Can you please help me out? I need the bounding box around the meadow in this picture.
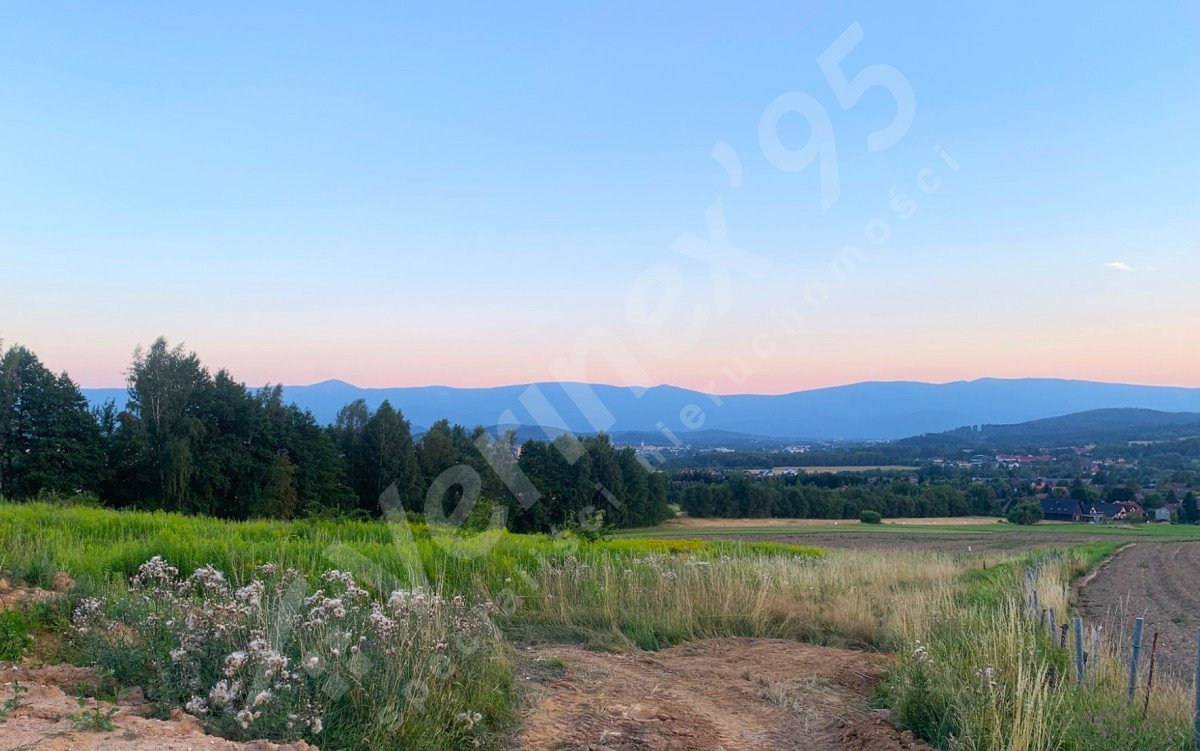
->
[0,501,1196,750]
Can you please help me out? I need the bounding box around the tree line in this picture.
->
[671,473,999,520]
[0,339,669,532]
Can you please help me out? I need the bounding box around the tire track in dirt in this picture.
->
[1078,542,1200,681]
[516,638,930,751]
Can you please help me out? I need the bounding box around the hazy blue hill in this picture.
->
[80,388,127,409]
[901,408,1200,449]
[81,378,1200,441]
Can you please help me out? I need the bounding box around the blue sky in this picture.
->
[1,2,1197,391]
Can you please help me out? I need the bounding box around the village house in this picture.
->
[1039,498,1083,522]
[1155,504,1179,523]
[1085,500,1145,523]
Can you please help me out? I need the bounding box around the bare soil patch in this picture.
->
[1079,542,1200,681]
[0,584,61,612]
[516,638,930,751]
[0,662,315,751]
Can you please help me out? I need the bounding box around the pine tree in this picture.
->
[334,400,420,514]
[0,343,105,499]
[1185,491,1200,525]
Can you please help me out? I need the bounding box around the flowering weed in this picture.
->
[74,557,513,750]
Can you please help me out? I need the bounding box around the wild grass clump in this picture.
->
[73,557,513,750]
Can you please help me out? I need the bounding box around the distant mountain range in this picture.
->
[81,377,1200,442]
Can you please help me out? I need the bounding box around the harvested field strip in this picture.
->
[1079,542,1200,681]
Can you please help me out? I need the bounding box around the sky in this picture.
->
[1,2,1197,394]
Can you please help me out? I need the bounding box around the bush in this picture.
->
[1006,500,1044,526]
[564,508,610,543]
[460,497,502,536]
[0,610,31,661]
[859,510,883,525]
[35,490,103,507]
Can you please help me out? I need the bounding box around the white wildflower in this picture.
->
[224,651,248,676]
[185,696,208,715]
[235,580,266,608]
[235,709,261,729]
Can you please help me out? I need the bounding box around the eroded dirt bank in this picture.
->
[0,662,314,751]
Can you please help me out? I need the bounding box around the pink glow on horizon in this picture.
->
[61,354,1200,396]
[17,304,1200,395]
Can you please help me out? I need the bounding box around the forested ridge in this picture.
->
[0,338,668,532]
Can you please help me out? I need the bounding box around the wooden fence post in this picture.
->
[1074,616,1085,684]
[1049,607,1057,640]
[1143,632,1159,719]
[1128,617,1145,705]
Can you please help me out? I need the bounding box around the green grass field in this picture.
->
[0,502,818,594]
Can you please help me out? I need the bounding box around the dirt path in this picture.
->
[1078,542,1200,681]
[516,638,930,751]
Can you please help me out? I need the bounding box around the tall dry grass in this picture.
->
[510,549,962,650]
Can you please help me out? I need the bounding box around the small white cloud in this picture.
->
[1103,261,1136,273]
